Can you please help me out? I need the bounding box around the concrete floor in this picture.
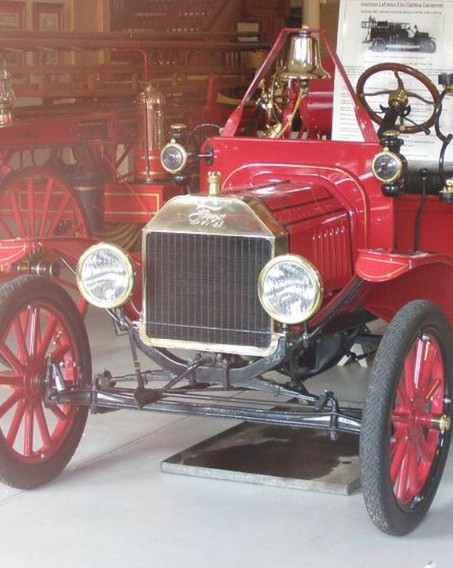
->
[1,308,453,568]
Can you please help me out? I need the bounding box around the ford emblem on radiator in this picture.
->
[188,204,226,228]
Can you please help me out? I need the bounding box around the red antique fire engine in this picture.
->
[0,27,452,537]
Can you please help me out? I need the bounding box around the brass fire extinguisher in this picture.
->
[134,85,168,182]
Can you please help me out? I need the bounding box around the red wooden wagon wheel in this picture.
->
[360,300,452,535]
[0,275,90,488]
[0,167,91,312]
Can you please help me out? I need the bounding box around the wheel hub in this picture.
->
[23,357,46,399]
[431,414,451,432]
[394,401,450,432]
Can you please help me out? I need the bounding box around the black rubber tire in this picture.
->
[0,275,91,488]
[360,300,453,535]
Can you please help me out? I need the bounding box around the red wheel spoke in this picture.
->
[391,409,410,430]
[403,344,417,400]
[26,175,35,236]
[19,308,30,349]
[0,217,13,238]
[6,399,26,447]
[0,373,22,387]
[390,432,408,483]
[424,378,442,404]
[23,403,35,457]
[36,313,59,359]
[65,221,85,237]
[416,429,435,464]
[412,337,425,391]
[12,317,28,362]
[418,340,437,393]
[35,402,52,451]
[29,305,41,357]
[396,381,410,410]
[395,448,411,502]
[0,389,22,419]
[7,189,27,237]
[38,177,54,236]
[51,342,70,363]
[50,404,69,422]
[46,192,72,236]
[0,343,26,375]
[407,440,421,497]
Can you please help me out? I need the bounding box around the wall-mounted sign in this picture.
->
[333,0,453,162]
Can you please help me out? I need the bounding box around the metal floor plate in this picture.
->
[162,422,360,495]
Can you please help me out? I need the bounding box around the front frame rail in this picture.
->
[48,386,362,435]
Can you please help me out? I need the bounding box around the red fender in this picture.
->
[356,249,453,325]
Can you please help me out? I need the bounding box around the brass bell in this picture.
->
[279,31,330,81]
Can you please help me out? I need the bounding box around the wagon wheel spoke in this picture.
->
[26,174,35,236]
[390,428,408,482]
[0,374,22,387]
[0,342,26,376]
[403,342,418,400]
[416,429,436,464]
[12,317,28,362]
[396,380,410,409]
[47,192,73,237]
[36,313,59,360]
[23,402,35,457]
[417,339,438,393]
[0,217,13,238]
[28,304,42,357]
[407,439,421,496]
[394,442,411,502]
[0,389,22,419]
[7,399,26,447]
[49,403,70,423]
[7,189,27,237]
[38,176,54,235]
[424,378,442,403]
[34,402,52,451]
[50,342,71,365]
